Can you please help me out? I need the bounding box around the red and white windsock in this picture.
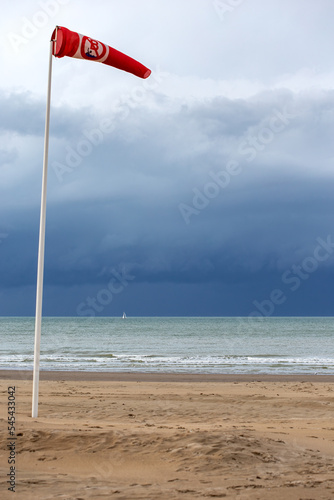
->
[51,26,151,79]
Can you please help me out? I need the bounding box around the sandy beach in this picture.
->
[1,372,334,499]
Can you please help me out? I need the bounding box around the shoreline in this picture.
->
[1,369,334,382]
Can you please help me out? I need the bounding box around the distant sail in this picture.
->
[122,312,126,319]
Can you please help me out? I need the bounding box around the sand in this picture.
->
[1,372,334,499]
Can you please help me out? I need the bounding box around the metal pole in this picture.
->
[32,38,55,418]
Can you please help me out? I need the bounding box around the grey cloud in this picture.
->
[1,86,334,315]
[0,90,94,138]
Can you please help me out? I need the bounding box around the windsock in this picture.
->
[51,26,151,79]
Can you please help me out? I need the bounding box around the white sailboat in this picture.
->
[122,312,127,319]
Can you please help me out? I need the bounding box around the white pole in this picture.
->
[32,38,55,418]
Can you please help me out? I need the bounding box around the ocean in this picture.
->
[1,316,334,374]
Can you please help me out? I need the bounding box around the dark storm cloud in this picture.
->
[1,83,334,315]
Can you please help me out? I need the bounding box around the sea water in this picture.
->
[0,316,334,374]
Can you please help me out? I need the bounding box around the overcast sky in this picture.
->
[1,0,334,317]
